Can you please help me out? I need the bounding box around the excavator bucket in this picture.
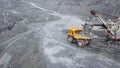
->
[90,10,97,16]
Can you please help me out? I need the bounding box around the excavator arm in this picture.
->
[90,10,118,35]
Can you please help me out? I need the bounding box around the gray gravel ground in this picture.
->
[0,1,120,68]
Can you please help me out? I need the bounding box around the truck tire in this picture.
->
[68,36,74,43]
[77,40,85,46]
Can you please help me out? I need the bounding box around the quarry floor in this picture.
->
[0,1,120,68]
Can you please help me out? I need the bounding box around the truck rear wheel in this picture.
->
[68,36,74,43]
[77,40,85,46]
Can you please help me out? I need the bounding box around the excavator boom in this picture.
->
[90,10,119,35]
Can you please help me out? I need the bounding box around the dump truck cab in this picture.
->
[67,27,91,46]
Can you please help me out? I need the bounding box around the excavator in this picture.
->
[89,10,120,41]
[66,10,120,47]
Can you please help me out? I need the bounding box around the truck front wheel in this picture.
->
[68,36,74,43]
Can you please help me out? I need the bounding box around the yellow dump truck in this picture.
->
[67,27,91,46]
